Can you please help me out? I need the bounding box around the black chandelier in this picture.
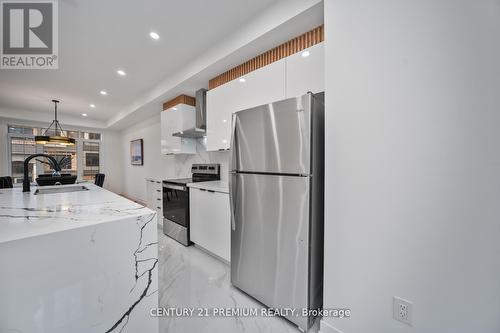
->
[35,100,76,146]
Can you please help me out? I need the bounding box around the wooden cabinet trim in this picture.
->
[162,94,195,111]
[208,24,324,90]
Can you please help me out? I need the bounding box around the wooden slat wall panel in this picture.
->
[162,94,196,110]
[208,25,324,90]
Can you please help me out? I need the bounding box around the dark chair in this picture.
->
[0,176,13,189]
[94,173,105,187]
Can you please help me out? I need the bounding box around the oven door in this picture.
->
[162,183,189,227]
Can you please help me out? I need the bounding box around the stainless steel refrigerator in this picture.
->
[230,92,324,331]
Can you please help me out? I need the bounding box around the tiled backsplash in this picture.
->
[173,140,229,182]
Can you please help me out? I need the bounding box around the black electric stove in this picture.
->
[162,164,220,246]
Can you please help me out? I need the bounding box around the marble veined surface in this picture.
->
[158,225,319,333]
[0,184,152,243]
[0,184,159,333]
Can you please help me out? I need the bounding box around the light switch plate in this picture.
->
[393,296,413,326]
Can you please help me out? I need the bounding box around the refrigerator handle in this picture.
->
[229,113,237,231]
[229,172,236,231]
[229,112,237,172]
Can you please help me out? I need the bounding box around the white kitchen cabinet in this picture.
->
[206,59,286,151]
[206,43,324,151]
[189,187,231,261]
[145,178,163,227]
[206,81,235,151]
[161,104,197,154]
[234,58,286,112]
[285,42,325,98]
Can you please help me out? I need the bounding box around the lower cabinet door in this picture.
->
[190,188,231,261]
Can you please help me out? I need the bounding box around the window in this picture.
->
[10,137,36,184]
[6,125,102,184]
[82,141,100,181]
[8,125,38,135]
[82,132,101,140]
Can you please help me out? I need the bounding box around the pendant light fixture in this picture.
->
[35,100,76,146]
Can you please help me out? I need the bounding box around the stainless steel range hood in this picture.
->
[172,88,207,138]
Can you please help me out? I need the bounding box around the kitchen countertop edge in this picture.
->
[187,181,229,194]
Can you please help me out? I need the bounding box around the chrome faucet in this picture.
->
[23,154,62,192]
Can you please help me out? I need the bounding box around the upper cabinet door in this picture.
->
[161,110,176,154]
[234,58,286,113]
[206,59,286,151]
[286,42,325,98]
[206,81,235,151]
[161,105,196,155]
[178,104,196,130]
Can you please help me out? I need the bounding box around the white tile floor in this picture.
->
[157,226,319,333]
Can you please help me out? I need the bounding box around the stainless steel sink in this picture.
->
[34,185,89,195]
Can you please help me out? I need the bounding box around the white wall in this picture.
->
[100,130,123,194]
[322,1,500,333]
[119,114,173,202]
[118,113,229,203]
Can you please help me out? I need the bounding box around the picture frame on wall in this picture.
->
[130,139,143,165]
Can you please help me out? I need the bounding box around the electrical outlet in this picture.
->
[393,296,412,326]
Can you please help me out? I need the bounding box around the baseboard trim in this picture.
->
[193,244,230,265]
[319,319,344,333]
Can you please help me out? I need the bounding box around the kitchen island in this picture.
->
[0,184,159,333]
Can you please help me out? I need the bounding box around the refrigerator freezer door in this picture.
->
[231,94,311,175]
[230,172,310,329]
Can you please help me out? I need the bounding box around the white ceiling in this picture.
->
[0,0,281,122]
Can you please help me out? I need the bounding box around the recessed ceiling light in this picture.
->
[149,32,160,40]
[82,113,88,117]
[89,104,96,108]
[100,90,108,95]
[117,69,126,76]
[239,78,246,83]
[172,107,178,111]
[301,51,310,57]
[222,119,227,123]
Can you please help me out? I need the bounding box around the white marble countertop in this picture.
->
[187,181,229,193]
[0,184,153,244]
